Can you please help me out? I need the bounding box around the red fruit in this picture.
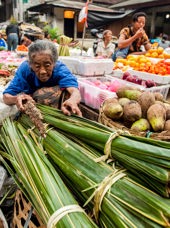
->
[122,71,131,80]
[145,80,157,88]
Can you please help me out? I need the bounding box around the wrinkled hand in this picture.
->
[61,98,82,116]
[16,94,34,112]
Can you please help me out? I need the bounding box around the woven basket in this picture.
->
[12,190,46,228]
[98,104,170,141]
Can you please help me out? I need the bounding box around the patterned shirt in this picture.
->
[119,26,150,53]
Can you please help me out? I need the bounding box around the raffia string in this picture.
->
[94,130,127,163]
[47,205,85,228]
[93,169,126,222]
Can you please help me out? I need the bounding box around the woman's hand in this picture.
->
[61,87,82,116]
[61,98,82,116]
[16,94,34,111]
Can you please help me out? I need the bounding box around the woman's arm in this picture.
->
[118,28,145,49]
[3,93,34,112]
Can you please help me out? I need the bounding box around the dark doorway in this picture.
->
[64,18,74,38]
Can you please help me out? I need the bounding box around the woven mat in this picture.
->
[12,190,46,228]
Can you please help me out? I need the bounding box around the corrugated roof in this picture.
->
[28,0,115,13]
[109,0,164,9]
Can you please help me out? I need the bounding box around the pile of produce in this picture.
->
[114,54,170,75]
[100,86,170,133]
[122,71,157,87]
[0,118,97,228]
[0,64,15,86]
[1,107,170,227]
[16,45,28,52]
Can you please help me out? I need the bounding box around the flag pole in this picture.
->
[80,0,89,56]
[81,22,87,56]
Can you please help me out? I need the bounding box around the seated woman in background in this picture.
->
[21,34,32,47]
[96,30,115,58]
[0,33,7,50]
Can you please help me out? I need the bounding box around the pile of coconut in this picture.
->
[101,86,170,132]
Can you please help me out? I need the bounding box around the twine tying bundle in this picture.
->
[47,205,85,228]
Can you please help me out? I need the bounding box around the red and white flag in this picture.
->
[78,1,89,26]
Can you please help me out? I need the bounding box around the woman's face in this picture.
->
[30,53,55,82]
[104,31,112,41]
[134,16,146,30]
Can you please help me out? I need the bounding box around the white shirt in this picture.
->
[96,41,115,58]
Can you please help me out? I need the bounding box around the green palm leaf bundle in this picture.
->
[27,123,170,227]
[0,118,98,228]
[36,104,170,198]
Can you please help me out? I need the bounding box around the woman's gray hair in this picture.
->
[28,39,58,63]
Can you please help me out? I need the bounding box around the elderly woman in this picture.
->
[3,39,82,116]
[96,30,115,58]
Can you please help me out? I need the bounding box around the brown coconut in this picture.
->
[102,98,123,120]
[137,91,155,118]
[163,103,170,120]
[147,103,166,132]
[123,100,142,123]
[116,86,142,100]
[154,92,164,102]
[118,97,130,107]
[164,120,170,131]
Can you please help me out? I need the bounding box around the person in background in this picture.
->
[44,31,51,40]
[112,12,151,61]
[6,17,20,51]
[3,39,82,117]
[96,30,115,58]
[159,34,170,49]
[20,34,32,47]
[0,33,7,50]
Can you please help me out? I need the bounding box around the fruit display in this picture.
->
[122,71,157,87]
[102,86,170,132]
[114,54,170,75]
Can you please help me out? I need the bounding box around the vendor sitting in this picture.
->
[20,34,32,47]
[96,30,115,58]
[3,39,82,116]
[0,33,7,50]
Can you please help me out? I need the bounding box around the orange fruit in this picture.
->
[164,52,170,59]
[151,52,159,58]
[145,53,151,57]
[157,47,164,54]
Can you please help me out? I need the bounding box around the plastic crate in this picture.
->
[143,84,170,99]
[78,77,143,110]
[107,74,170,99]
[78,76,170,110]
[59,56,113,76]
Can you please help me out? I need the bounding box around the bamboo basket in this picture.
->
[98,103,170,141]
[12,190,46,228]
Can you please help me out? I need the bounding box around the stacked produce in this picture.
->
[0,118,98,228]
[31,104,170,197]
[0,103,170,226]
[100,86,170,133]
[13,111,170,227]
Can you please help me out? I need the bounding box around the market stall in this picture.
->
[1,46,170,227]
